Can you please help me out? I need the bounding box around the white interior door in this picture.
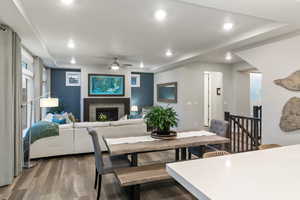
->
[204,72,211,126]
[210,72,223,121]
[204,72,223,126]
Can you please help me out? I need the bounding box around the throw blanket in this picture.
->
[23,121,59,159]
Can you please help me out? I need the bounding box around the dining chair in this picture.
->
[87,128,130,200]
[203,150,230,158]
[258,144,282,150]
[188,119,229,159]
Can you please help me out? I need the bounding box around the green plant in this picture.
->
[97,113,108,122]
[144,106,178,134]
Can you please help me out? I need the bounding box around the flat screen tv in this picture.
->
[88,74,125,96]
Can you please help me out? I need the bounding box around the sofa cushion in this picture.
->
[74,121,111,128]
[110,119,145,126]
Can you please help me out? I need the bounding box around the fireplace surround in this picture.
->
[84,98,130,121]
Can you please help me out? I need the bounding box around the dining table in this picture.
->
[167,144,300,200]
[104,130,230,166]
[104,130,229,200]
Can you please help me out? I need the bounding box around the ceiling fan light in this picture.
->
[110,57,121,71]
[110,64,120,71]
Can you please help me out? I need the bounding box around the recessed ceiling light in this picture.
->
[61,0,74,5]
[225,52,232,61]
[68,39,75,49]
[223,22,234,31]
[140,62,144,68]
[70,57,76,64]
[154,9,167,22]
[166,49,173,57]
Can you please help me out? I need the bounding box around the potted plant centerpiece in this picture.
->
[144,106,178,138]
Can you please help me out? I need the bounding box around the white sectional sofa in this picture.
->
[30,119,147,159]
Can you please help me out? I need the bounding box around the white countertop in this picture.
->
[167,144,300,200]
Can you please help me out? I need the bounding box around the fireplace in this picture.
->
[96,107,118,121]
[84,98,130,122]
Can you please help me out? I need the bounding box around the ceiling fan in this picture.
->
[109,57,133,71]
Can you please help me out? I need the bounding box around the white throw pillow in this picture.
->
[44,113,54,122]
[62,112,72,124]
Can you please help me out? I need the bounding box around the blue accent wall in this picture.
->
[131,72,154,111]
[51,68,81,119]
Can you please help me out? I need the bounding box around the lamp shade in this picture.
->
[40,98,59,108]
[131,105,138,112]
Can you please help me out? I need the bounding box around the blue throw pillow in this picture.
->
[52,118,66,124]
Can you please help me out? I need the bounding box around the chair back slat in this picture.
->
[87,128,104,173]
[203,151,230,158]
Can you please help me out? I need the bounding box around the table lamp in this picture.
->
[131,105,138,112]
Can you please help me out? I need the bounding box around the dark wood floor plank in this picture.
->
[0,151,196,200]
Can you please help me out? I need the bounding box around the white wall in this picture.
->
[236,34,300,145]
[154,62,234,131]
[209,72,224,121]
[80,65,131,121]
[231,62,254,116]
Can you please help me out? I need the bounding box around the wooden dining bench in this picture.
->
[114,163,172,200]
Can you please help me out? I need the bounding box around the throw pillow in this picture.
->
[62,112,72,124]
[52,117,67,124]
[44,113,54,122]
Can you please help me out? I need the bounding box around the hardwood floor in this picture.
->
[0,151,196,200]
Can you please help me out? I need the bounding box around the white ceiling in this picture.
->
[176,0,300,26]
[0,0,52,60]
[0,0,298,71]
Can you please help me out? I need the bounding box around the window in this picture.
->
[21,48,34,130]
[41,67,51,119]
[250,72,262,112]
[21,61,28,69]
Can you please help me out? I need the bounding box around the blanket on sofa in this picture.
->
[23,121,59,158]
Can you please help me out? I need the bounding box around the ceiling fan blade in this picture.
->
[122,64,133,67]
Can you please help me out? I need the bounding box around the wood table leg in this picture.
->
[131,153,138,167]
[181,148,187,160]
[131,185,140,200]
[175,149,180,161]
